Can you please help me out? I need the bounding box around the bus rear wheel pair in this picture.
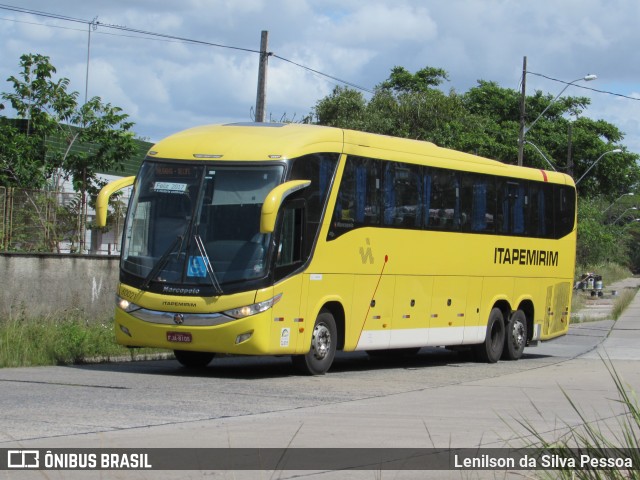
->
[473,308,526,363]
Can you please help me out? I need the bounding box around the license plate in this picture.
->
[167,331,192,343]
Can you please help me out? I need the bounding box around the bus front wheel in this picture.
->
[502,310,527,360]
[292,310,337,375]
[174,350,215,369]
[473,308,505,363]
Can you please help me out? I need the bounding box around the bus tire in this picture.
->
[174,350,215,369]
[292,310,337,375]
[502,310,527,360]
[473,308,505,363]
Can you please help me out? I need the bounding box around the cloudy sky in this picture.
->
[1,0,639,158]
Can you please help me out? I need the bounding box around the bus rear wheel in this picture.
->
[502,310,527,360]
[174,350,215,369]
[292,310,337,375]
[473,308,505,363]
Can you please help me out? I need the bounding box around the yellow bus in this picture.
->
[96,123,576,375]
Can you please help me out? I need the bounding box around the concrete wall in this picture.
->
[1,253,120,320]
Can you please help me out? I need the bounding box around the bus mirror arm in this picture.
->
[260,180,311,234]
[95,176,136,228]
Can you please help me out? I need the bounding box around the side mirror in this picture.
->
[260,180,311,234]
[95,176,136,227]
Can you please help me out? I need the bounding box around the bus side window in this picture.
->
[289,153,339,256]
[543,183,555,238]
[429,168,458,230]
[355,157,381,226]
[556,185,576,238]
[529,182,555,238]
[513,183,525,234]
[462,173,493,233]
[497,179,524,235]
[275,200,305,280]
[383,161,420,228]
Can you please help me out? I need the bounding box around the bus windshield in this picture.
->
[121,161,284,292]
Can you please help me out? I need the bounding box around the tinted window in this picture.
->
[556,185,576,238]
[428,168,459,230]
[383,162,422,228]
[330,156,381,237]
[328,155,575,240]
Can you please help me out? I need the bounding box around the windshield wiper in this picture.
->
[141,235,184,289]
[194,234,223,295]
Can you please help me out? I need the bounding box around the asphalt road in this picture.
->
[1,278,639,479]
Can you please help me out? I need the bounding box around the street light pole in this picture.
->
[517,69,597,166]
[622,219,640,230]
[523,140,557,171]
[603,192,634,214]
[575,149,623,186]
[611,207,638,225]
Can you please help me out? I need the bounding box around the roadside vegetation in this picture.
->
[0,308,160,368]
[611,288,639,321]
[571,262,636,323]
[520,358,640,480]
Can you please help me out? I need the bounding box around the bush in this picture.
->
[577,198,631,268]
[0,310,159,368]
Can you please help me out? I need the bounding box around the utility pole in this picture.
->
[517,56,527,166]
[255,30,269,123]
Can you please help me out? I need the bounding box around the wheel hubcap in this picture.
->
[311,323,331,360]
[511,322,525,348]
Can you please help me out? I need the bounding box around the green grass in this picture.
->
[575,262,632,286]
[571,262,636,323]
[611,288,639,321]
[0,309,162,368]
[572,289,638,324]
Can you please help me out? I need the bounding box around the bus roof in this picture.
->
[147,123,574,186]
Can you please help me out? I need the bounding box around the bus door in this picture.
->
[269,200,306,353]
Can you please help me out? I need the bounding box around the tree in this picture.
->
[379,66,449,94]
[0,53,138,253]
[313,66,640,201]
[0,53,136,195]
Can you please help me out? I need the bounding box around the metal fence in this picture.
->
[0,186,128,255]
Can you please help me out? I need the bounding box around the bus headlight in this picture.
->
[116,295,142,313]
[223,293,282,319]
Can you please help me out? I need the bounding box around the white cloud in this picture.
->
[325,4,437,46]
[0,0,639,152]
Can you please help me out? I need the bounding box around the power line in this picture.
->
[96,21,260,54]
[0,3,86,25]
[0,3,374,94]
[273,54,374,94]
[527,71,640,102]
